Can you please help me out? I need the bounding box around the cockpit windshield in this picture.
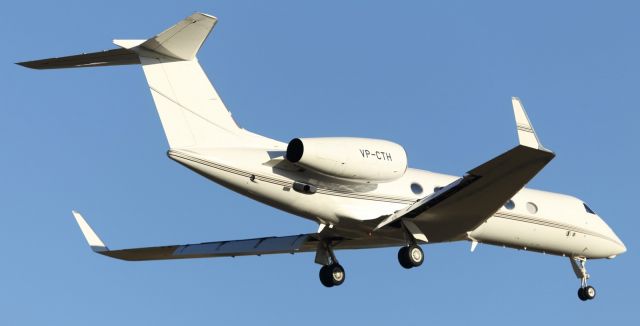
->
[583,203,596,215]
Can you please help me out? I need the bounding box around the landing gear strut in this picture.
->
[316,239,345,287]
[397,220,425,269]
[571,257,596,301]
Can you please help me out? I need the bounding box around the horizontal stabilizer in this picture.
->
[17,48,139,70]
[17,13,217,70]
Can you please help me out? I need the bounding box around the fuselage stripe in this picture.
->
[168,150,618,246]
[169,151,418,204]
[493,212,619,245]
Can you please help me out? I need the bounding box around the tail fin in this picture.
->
[129,13,243,148]
[18,13,270,149]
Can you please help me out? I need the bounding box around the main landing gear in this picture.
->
[571,257,596,301]
[316,240,346,287]
[319,263,345,287]
[398,220,425,269]
[316,220,427,287]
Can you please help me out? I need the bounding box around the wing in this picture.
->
[72,211,317,261]
[376,97,555,242]
[72,211,405,261]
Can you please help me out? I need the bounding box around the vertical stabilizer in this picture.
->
[124,13,245,149]
[19,13,276,149]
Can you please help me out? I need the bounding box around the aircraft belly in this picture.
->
[170,151,392,226]
[168,149,415,230]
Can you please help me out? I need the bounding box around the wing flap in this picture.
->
[102,234,315,261]
[71,211,321,261]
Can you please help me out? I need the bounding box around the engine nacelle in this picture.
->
[286,137,408,182]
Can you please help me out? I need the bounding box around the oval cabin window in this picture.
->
[526,202,538,214]
[504,200,515,210]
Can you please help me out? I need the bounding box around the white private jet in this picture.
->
[19,13,626,301]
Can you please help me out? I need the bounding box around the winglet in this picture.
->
[72,211,109,252]
[512,97,547,151]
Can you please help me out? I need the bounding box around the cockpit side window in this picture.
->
[584,203,596,215]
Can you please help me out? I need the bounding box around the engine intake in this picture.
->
[286,138,304,163]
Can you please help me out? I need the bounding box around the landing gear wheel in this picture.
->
[577,286,596,301]
[319,263,345,287]
[584,285,596,300]
[319,265,334,287]
[398,245,424,269]
[398,247,412,269]
[577,288,587,301]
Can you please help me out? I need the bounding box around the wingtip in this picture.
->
[72,210,109,252]
[511,96,548,151]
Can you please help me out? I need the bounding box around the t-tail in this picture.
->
[18,13,277,149]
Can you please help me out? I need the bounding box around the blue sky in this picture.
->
[1,1,638,325]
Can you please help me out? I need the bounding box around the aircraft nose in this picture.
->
[592,213,626,258]
[607,233,626,258]
[614,240,627,256]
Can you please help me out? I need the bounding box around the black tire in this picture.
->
[407,244,424,267]
[319,264,345,287]
[319,265,334,287]
[577,288,588,301]
[398,247,413,269]
[584,285,596,300]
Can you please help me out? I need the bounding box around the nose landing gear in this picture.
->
[571,257,596,301]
